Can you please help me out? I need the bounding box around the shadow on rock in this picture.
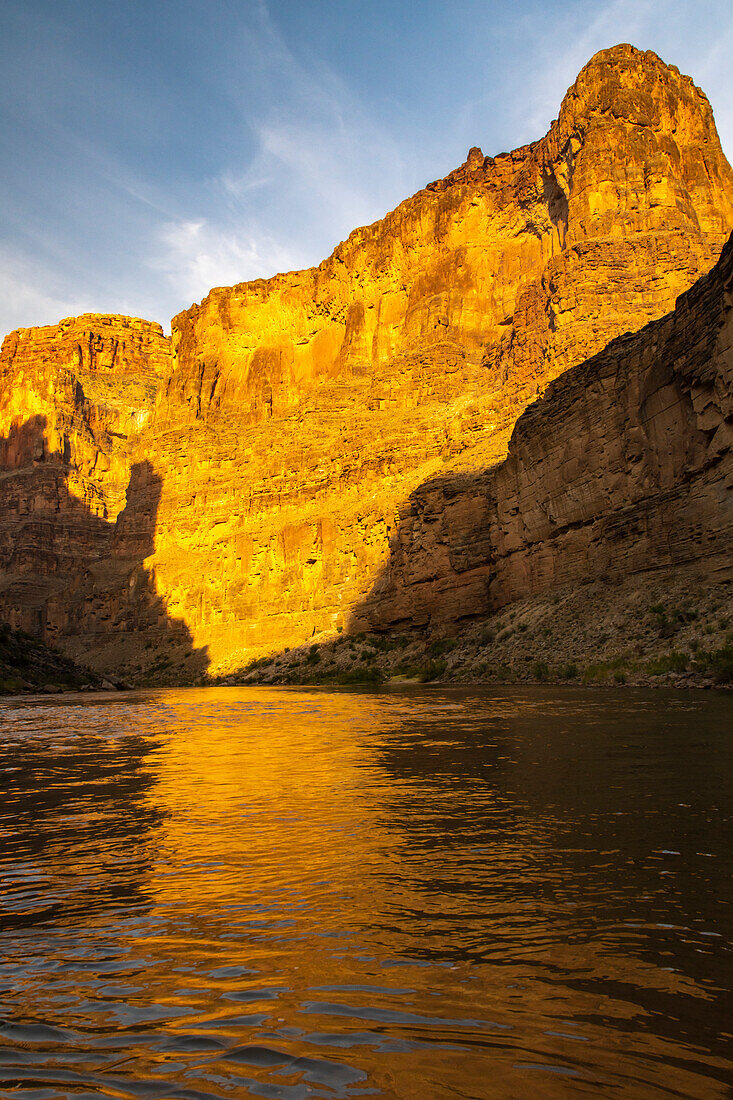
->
[0,416,208,685]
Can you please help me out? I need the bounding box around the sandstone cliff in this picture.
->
[1,45,732,679]
[357,229,733,634]
[0,314,170,518]
[0,316,175,645]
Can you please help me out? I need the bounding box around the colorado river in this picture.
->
[0,686,730,1098]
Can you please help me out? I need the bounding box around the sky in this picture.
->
[2,0,733,337]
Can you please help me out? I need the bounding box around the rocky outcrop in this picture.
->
[491,235,733,601]
[359,231,733,631]
[1,45,732,677]
[0,314,170,517]
[0,317,172,643]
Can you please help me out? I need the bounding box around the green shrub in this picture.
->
[428,638,457,657]
[560,662,578,679]
[393,663,415,678]
[583,662,610,683]
[694,645,733,683]
[646,651,688,675]
[0,677,23,694]
[532,660,549,681]
[335,666,382,684]
[420,659,447,682]
[711,645,733,683]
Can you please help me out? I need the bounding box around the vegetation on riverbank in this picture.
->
[212,576,733,691]
[0,623,110,695]
[17,576,729,695]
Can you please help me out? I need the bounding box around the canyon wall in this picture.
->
[0,314,170,517]
[1,45,732,676]
[0,316,172,640]
[359,233,733,632]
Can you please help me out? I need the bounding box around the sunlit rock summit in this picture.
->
[1,45,732,680]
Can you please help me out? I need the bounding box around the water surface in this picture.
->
[0,686,731,1098]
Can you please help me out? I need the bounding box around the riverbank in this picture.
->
[11,575,730,694]
[0,624,115,695]
[214,576,733,691]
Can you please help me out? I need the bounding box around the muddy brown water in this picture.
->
[0,686,731,1098]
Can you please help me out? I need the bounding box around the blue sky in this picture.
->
[2,0,733,336]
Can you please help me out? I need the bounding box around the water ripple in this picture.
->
[0,684,731,1098]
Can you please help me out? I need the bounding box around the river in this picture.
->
[0,686,731,1098]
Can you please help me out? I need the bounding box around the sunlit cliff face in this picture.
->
[1,45,733,677]
[0,315,170,520]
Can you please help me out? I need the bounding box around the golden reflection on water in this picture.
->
[142,689,405,911]
[0,685,731,1099]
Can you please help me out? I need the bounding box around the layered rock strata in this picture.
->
[1,45,732,676]
[358,232,733,632]
[0,314,170,516]
[0,316,172,640]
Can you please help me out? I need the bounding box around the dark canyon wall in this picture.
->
[356,234,733,632]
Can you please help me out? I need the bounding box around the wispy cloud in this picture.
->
[154,218,302,304]
[0,247,86,334]
[148,0,410,308]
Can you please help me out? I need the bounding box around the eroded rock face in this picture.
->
[361,233,733,630]
[0,314,170,518]
[0,316,171,638]
[1,45,732,674]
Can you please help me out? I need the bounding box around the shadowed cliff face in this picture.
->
[0,419,208,682]
[1,45,733,675]
[352,232,733,636]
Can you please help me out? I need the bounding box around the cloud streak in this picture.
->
[149,2,410,309]
[154,218,302,304]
